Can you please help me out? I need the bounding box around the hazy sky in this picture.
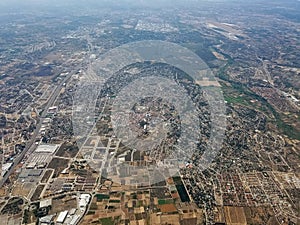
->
[0,0,299,14]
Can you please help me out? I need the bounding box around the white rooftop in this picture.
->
[35,144,59,154]
[79,194,91,210]
[56,210,68,223]
[40,198,52,208]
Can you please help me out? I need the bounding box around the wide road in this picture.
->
[0,66,81,187]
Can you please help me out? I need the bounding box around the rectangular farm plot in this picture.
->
[224,206,247,225]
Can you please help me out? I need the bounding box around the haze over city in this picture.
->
[0,0,299,225]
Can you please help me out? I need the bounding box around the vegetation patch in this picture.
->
[158,199,174,205]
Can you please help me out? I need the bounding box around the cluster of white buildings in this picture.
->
[37,193,91,225]
[79,193,91,212]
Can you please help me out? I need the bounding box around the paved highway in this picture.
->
[0,68,78,187]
